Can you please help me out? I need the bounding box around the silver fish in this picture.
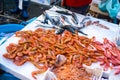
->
[61,25,75,34]
[55,28,65,34]
[71,12,79,25]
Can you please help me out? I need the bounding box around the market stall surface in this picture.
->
[0,6,120,80]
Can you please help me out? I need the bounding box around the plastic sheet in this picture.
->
[106,0,120,19]
[98,0,120,19]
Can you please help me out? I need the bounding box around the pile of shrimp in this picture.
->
[3,28,105,79]
[53,64,92,80]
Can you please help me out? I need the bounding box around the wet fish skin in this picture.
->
[64,25,88,35]
[71,12,79,24]
[55,10,72,15]
[43,13,48,24]
[70,25,78,31]
[52,17,60,25]
[60,15,72,25]
[44,12,64,26]
[66,27,75,34]
[61,25,75,34]
[55,28,65,35]
[43,12,55,25]
[79,17,91,28]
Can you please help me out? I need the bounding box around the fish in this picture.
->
[61,25,75,34]
[77,30,88,36]
[56,25,88,35]
[36,22,62,30]
[69,25,88,35]
[79,16,91,28]
[55,11,79,25]
[62,25,87,35]
[55,25,76,35]
[52,16,61,26]
[60,15,72,25]
[70,25,78,30]
[71,12,79,25]
[55,10,72,15]
[55,28,65,34]
[43,12,64,26]
[43,12,55,25]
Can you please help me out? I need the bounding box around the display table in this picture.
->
[0,6,120,80]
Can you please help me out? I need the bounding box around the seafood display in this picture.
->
[1,6,120,80]
[38,10,88,36]
[97,38,120,74]
[2,27,120,80]
[2,28,100,79]
[38,8,110,38]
